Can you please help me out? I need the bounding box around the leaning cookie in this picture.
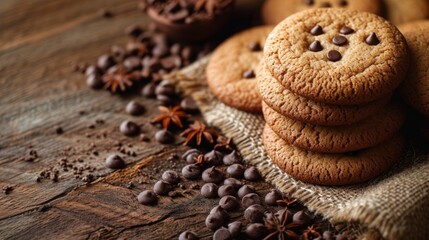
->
[262,0,382,25]
[384,0,429,26]
[398,21,429,118]
[257,62,391,126]
[264,8,409,105]
[262,125,405,185]
[262,102,406,153]
[206,26,274,113]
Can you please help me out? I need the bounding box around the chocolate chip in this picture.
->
[293,210,312,226]
[97,54,115,70]
[182,149,202,164]
[244,204,265,223]
[340,26,354,35]
[204,150,224,166]
[161,55,182,70]
[210,206,229,222]
[274,209,293,223]
[125,101,145,116]
[320,2,332,7]
[226,164,245,178]
[141,82,157,98]
[366,32,380,45]
[123,56,142,70]
[201,183,219,198]
[332,35,348,46]
[137,190,157,205]
[119,120,141,137]
[206,212,225,231]
[323,231,336,240]
[265,189,282,206]
[304,0,314,5]
[99,8,113,18]
[105,155,125,169]
[213,227,231,240]
[218,185,236,198]
[310,25,324,36]
[153,180,173,195]
[85,65,100,77]
[339,0,348,6]
[223,150,242,165]
[336,234,347,240]
[124,24,143,37]
[180,97,199,113]
[244,167,261,181]
[162,170,180,185]
[243,70,255,79]
[55,126,64,135]
[228,221,242,238]
[182,164,201,179]
[155,82,176,96]
[242,193,261,208]
[202,167,225,184]
[155,130,175,144]
[327,50,342,62]
[309,40,323,52]
[245,223,267,239]
[238,185,255,199]
[248,42,262,52]
[178,231,199,240]
[86,75,103,89]
[219,196,240,211]
[223,178,242,189]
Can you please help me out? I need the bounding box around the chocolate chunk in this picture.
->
[245,223,267,239]
[120,120,141,136]
[204,150,224,166]
[264,189,282,206]
[320,2,332,7]
[137,190,157,205]
[223,150,242,165]
[182,149,202,164]
[219,196,240,211]
[153,180,173,195]
[223,178,242,189]
[228,221,242,238]
[226,164,245,178]
[244,167,261,181]
[244,204,265,223]
[202,167,225,184]
[201,183,219,198]
[340,26,354,35]
[162,170,180,185]
[309,40,323,52]
[243,70,255,79]
[242,193,261,209]
[125,101,145,116]
[304,0,314,5]
[248,42,262,52]
[180,97,199,113]
[310,25,324,36]
[237,185,255,199]
[218,185,236,198]
[366,32,380,45]
[97,54,115,70]
[293,210,312,226]
[213,227,231,240]
[86,75,103,89]
[332,35,348,46]
[178,231,199,240]
[105,155,125,169]
[182,164,201,179]
[210,206,229,222]
[206,212,225,231]
[141,82,157,98]
[327,50,342,62]
[155,130,175,144]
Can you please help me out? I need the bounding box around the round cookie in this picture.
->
[262,0,382,25]
[262,125,405,185]
[206,26,274,113]
[264,8,409,105]
[398,21,429,118]
[257,62,391,126]
[384,0,429,26]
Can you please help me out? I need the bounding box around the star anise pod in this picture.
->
[102,65,138,93]
[277,196,298,208]
[214,136,234,152]
[264,209,301,240]
[301,225,321,240]
[151,106,189,129]
[180,121,218,146]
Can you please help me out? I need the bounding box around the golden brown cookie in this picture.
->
[264,8,409,105]
[206,26,274,113]
[262,102,406,153]
[384,0,429,26]
[398,21,429,118]
[262,0,382,25]
[262,125,405,185]
[257,62,391,126]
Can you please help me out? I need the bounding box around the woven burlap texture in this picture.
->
[166,57,429,240]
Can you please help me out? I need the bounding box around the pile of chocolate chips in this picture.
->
[140,0,234,23]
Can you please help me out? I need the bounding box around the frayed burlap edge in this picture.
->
[166,57,429,240]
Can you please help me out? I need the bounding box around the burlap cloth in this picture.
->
[166,57,429,240]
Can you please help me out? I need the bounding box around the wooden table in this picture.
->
[0,0,278,239]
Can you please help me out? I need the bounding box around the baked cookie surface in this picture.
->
[384,0,429,26]
[206,26,274,113]
[264,8,409,105]
[262,0,382,25]
[257,62,390,126]
[262,125,405,185]
[398,21,429,118]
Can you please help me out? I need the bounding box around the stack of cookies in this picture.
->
[258,8,409,185]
